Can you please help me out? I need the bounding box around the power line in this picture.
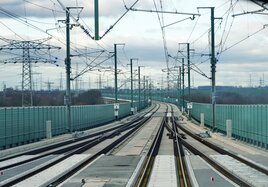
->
[24,0,65,13]
[0,37,60,106]
[101,0,140,39]
[221,24,267,53]
[0,21,25,40]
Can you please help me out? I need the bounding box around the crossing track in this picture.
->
[0,104,160,187]
[134,103,191,187]
[177,119,268,175]
[133,105,166,187]
[168,109,191,187]
[173,104,268,187]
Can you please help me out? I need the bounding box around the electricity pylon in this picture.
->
[0,37,60,106]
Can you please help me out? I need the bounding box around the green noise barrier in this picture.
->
[0,100,148,150]
[151,95,268,149]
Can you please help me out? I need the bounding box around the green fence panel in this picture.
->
[261,105,265,147]
[0,109,5,148]
[40,107,46,139]
[35,107,41,140]
[266,106,268,148]
[253,105,257,144]
[248,106,253,143]
[258,106,262,145]
[241,105,245,140]
[51,107,60,135]
[6,108,13,148]
[29,107,35,142]
[119,103,131,118]
[245,105,250,143]
[239,105,244,140]
[23,107,29,143]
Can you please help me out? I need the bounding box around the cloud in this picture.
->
[0,0,154,19]
[0,0,268,89]
[0,0,63,18]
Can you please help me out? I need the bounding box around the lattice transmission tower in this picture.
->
[0,37,61,106]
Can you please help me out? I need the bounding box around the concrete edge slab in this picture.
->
[0,154,64,186]
[185,155,199,187]
[58,154,104,187]
[126,155,146,187]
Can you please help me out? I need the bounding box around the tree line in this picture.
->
[0,89,104,107]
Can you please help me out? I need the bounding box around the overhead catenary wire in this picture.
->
[24,0,65,13]
[52,0,134,78]
[151,0,171,89]
[221,24,267,53]
[216,0,238,60]
[100,0,140,39]
[0,21,25,40]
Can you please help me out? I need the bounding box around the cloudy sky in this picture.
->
[0,0,267,90]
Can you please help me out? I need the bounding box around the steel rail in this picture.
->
[134,104,168,187]
[164,104,189,187]
[176,121,268,175]
[175,117,252,186]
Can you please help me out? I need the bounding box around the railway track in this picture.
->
[1,102,267,186]
[133,106,166,187]
[137,103,267,187]
[166,109,191,187]
[173,104,268,187]
[170,111,191,187]
[135,103,190,187]
[0,104,159,186]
